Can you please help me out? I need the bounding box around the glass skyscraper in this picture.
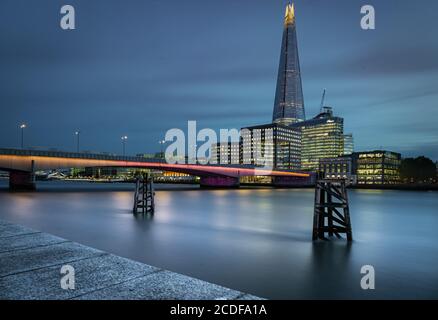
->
[343,134,354,155]
[241,123,301,170]
[272,3,305,125]
[291,107,345,171]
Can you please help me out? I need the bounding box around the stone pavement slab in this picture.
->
[74,270,244,300]
[0,232,67,253]
[0,219,263,300]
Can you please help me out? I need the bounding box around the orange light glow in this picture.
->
[0,155,310,178]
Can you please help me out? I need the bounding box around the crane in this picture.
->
[320,88,326,113]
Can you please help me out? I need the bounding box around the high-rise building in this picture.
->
[343,133,354,155]
[210,142,240,165]
[272,3,305,125]
[241,123,301,170]
[353,150,401,185]
[291,107,344,171]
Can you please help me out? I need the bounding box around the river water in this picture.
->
[1,180,437,299]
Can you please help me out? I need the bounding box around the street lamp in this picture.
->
[121,136,128,156]
[20,124,26,149]
[158,140,166,162]
[75,130,80,153]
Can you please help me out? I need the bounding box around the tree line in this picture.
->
[400,156,437,183]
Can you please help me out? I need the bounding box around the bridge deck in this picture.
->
[0,219,261,300]
[0,148,310,178]
[0,148,252,167]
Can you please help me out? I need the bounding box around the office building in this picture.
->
[319,156,357,185]
[241,123,301,170]
[343,133,354,155]
[210,142,240,165]
[291,107,344,171]
[353,150,401,185]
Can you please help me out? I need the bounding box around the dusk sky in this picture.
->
[1,0,437,159]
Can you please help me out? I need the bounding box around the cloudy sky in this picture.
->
[1,0,437,159]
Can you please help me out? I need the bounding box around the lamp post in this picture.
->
[158,140,166,162]
[20,124,26,149]
[75,130,80,152]
[121,136,128,156]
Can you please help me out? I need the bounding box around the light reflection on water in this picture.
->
[1,180,438,299]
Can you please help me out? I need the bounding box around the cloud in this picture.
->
[304,44,438,80]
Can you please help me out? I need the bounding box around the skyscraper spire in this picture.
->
[284,3,295,25]
[272,3,305,125]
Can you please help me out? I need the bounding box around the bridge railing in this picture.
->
[0,148,154,162]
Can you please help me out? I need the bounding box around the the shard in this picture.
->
[272,3,305,125]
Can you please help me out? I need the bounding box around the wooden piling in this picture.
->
[312,179,352,241]
[133,174,155,215]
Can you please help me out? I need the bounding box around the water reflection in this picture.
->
[0,181,438,299]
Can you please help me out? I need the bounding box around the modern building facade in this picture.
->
[241,123,301,170]
[291,107,344,171]
[353,150,401,185]
[84,167,118,178]
[210,142,240,165]
[343,133,354,155]
[272,3,305,125]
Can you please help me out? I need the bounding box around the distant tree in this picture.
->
[400,156,436,183]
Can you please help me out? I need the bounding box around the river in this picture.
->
[1,180,437,299]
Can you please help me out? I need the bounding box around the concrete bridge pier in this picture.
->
[199,176,240,188]
[9,171,36,191]
[9,160,36,191]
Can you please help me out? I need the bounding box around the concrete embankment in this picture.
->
[0,220,261,300]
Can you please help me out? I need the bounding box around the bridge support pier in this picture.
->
[9,170,36,191]
[9,160,36,191]
[199,176,240,188]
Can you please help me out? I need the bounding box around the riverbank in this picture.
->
[2,176,438,192]
[0,219,260,300]
[241,182,438,191]
[352,184,438,191]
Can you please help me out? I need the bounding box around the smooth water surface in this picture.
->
[1,180,437,299]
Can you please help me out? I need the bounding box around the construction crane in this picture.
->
[320,88,326,113]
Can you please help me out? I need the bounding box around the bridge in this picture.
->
[0,148,312,190]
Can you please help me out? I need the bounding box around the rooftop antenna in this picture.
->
[320,88,326,113]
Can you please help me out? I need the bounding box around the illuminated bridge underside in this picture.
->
[0,149,310,189]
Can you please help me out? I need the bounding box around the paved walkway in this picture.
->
[0,220,261,300]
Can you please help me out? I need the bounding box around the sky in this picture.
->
[1,0,437,160]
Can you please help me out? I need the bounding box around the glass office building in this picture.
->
[353,150,401,185]
[210,142,240,165]
[343,133,354,155]
[291,107,344,171]
[241,123,301,170]
[272,3,305,125]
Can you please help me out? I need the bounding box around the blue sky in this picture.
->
[1,0,437,159]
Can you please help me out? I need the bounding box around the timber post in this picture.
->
[312,179,353,242]
[133,173,155,215]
